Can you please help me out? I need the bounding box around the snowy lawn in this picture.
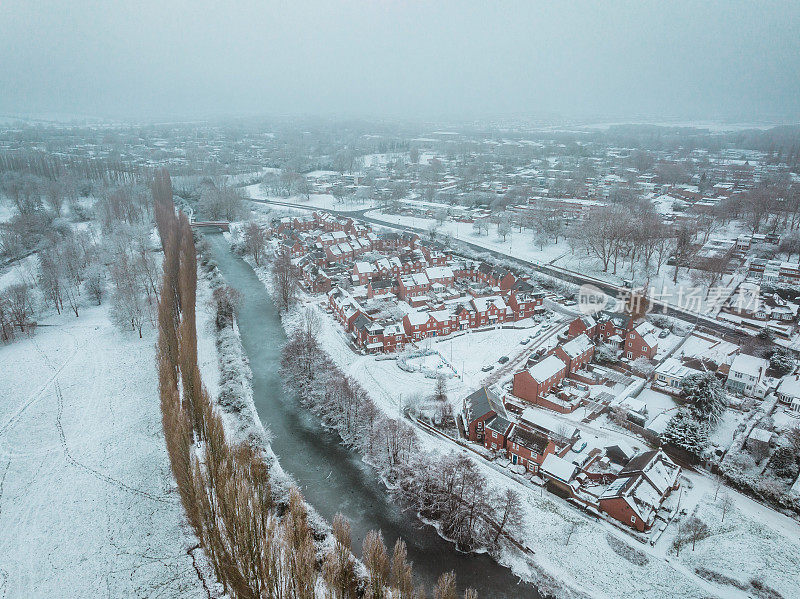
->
[636,388,680,420]
[0,304,207,598]
[244,183,378,212]
[661,474,800,599]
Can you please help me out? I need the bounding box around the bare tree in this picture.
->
[271,251,298,312]
[44,179,64,216]
[242,221,268,265]
[4,284,34,332]
[492,489,523,545]
[433,375,448,403]
[198,184,247,221]
[38,246,64,314]
[497,217,512,242]
[720,492,734,522]
[84,263,106,305]
[433,572,457,599]
[363,530,390,598]
[472,219,489,236]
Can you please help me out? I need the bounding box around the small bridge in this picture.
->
[190,221,230,232]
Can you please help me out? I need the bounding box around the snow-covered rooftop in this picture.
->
[527,355,567,383]
[560,333,593,358]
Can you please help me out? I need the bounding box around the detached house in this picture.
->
[777,374,800,413]
[726,353,769,397]
[598,450,681,532]
[624,322,659,360]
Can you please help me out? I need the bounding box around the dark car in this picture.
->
[498,356,510,364]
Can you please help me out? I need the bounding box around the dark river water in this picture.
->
[205,232,544,598]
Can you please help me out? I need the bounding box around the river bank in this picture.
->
[201,230,556,598]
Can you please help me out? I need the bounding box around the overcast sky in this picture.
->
[2,0,799,122]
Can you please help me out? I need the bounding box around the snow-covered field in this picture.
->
[244,183,378,212]
[0,305,207,598]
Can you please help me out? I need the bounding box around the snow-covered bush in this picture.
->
[595,343,620,364]
[680,372,725,428]
[768,348,795,376]
[661,409,709,460]
[631,356,655,377]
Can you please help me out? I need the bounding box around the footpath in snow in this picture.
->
[0,305,207,598]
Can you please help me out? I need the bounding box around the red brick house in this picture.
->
[484,415,513,451]
[380,323,407,353]
[402,309,456,340]
[375,256,402,278]
[366,278,395,299]
[497,270,517,291]
[301,265,332,294]
[425,266,455,286]
[513,355,568,405]
[462,387,506,443]
[507,283,545,320]
[598,450,681,532]
[567,315,597,339]
[554,333,594,373]
[399,251,428,274]
[280,238,306,258]
[451,260,479,281]
[470,296,509,326]
[624,322,659,360]
[506,425,556,473]
[398,273,430,300]
[352,261,377,285]
[328,287,364,331]
[378,231,419,251]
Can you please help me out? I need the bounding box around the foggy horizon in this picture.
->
[2,0,800,123]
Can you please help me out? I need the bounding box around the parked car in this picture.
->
[481,364,494,372]
[659,329,670,338]
[520,338,530,345]
[498,356,510,364]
